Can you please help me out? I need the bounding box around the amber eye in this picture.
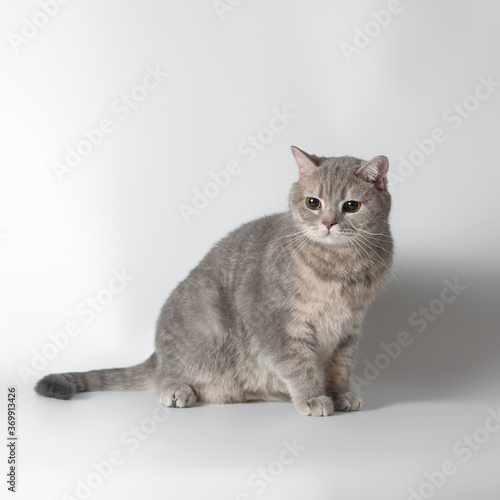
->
[306,197,321,210]
[343,200,361,213]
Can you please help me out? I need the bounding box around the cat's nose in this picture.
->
[322,221,336,230]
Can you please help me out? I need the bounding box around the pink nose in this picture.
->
[323,221,336,230]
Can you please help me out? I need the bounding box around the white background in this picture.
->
[1,1,499,499]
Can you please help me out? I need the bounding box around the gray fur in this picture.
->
[35,354,157,400]
[35,148,393,416]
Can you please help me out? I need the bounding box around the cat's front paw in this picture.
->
[333,391,362,411]
[295,395,334,416]
[159,380,197,408]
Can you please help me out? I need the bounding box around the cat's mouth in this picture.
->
[321,229,354,243]
[321,232,342,244]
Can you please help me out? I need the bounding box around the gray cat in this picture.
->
[35,147,393,416]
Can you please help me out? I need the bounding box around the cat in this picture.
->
[35,146,393,417]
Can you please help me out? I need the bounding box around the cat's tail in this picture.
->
[34,353,157,400]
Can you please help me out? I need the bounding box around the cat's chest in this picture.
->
[292,268,376,355]
[297,280,357,334]
[297,265,372,316]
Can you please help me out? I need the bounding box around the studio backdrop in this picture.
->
[1,1,499,499]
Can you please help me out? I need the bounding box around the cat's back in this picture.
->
[195,212,288,275]
[159,212,287,311]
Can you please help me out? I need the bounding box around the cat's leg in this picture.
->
[324,335,362,411]
[159,378,197,408]
[155,322,199,408]
[272,337,334,417]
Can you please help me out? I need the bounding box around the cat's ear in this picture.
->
[356,156,389,190]
[291,146,318,179]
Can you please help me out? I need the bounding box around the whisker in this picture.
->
[269,230,305,244]
[271,234,306,269]
[357,229,391,238]
[354,232,391,253]
[351,226,392,240]
[307,236,316,265]
[285,237,310,277]
[353,237,401,285]
[269,213,294,229]
[346,238,363,264]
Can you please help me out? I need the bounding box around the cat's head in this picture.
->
[288,146,391,245]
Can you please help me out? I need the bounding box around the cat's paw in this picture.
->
[160,381,197,408]
[295,395,334,416]
[333,391,362,411]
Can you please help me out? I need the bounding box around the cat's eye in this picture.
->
[306,197,321,210]
[343,200,361,213]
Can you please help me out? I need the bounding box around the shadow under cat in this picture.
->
[356,262,499,411]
